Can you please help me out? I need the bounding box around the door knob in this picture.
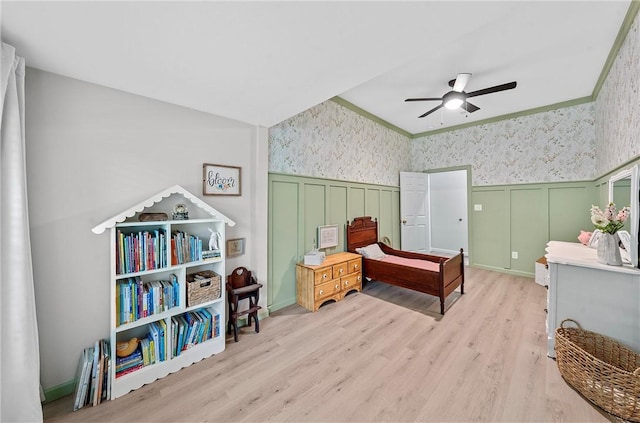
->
[459,218,462,222]
[402,219,407,224]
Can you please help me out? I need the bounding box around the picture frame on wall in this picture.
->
[203,163,241,196]
[318,224,339,249]
[227,238,245,258]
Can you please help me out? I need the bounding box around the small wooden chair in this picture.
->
[226,267,263,342]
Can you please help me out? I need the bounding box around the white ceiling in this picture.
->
[0,1,632,135]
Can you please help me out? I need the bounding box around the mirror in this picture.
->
[608,164,639,267]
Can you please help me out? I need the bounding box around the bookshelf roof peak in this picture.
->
[91,185,236,234]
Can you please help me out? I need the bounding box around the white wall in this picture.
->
[25,68,268,391]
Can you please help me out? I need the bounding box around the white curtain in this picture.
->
[0,43,43,422]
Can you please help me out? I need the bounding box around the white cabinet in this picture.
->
[92,185,235,399]
[545,241,640,358]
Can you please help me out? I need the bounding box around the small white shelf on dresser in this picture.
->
[545,241,640,358]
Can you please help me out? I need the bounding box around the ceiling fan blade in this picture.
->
[467,81,517,98]
[418,104,443,118]
[405,97,442,102]
[452,73,472,92]
[460,101,480,113]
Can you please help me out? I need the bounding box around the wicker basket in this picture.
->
[555,319,640,422]
[186,270,221,307]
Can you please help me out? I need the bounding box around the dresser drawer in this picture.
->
[348,259,361,274]
[341,272,361,290]
[315,279,341,301]
[314,267,333,285]
[332,262,348,279]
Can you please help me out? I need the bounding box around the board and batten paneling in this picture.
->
[548,185,594,242]
[510,188,547,275]
[471,182,595,277]
[268,180,300,311]
[268,173,400,312]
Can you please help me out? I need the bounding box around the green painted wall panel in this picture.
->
[349,187,366,218]
[269,180,300,310]
[471,189,508,269]
[379,190,393,244]
[328,185,348,253]
[510,188,547,273]
[366,188,381,221]
[304,184,326,252]
[392,190,401,248]
[549,186,594,242]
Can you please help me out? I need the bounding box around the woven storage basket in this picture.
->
[555,319,640,422]
[186,270,221,307]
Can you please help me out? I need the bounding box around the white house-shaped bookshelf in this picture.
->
[92,185,234,399]
[92,184,235,234]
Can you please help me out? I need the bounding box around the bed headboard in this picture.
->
[346,216,378,252]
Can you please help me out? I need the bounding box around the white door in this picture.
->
[429,170,468,255]
[400,171,429,253]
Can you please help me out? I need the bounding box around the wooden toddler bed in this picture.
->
[346,216,464,315]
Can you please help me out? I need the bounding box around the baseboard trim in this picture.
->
[42,379,76,404]
[267,298,297,314]
[469,263,534,279]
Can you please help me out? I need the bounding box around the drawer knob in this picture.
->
[357,276,361,281]
[354,264,359,269]
[323,274,328,279]
[345,281,349,286]
[319,290,324,295]
[339,269,343,273]
[335,284,339,289]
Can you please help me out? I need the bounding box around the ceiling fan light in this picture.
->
[444,98,463,110]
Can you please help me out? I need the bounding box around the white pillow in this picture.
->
[360,243,386,260]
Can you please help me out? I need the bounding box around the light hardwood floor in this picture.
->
[44,267,613,422]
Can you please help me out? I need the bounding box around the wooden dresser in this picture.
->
[296,252,362,312]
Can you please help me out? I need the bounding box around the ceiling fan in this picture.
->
[405,73,517,118]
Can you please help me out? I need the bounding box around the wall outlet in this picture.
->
[511,251,518,259]
[474,204,483,211]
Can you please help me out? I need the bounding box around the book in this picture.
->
[92,340,103,406]
[157,319,167,361]
[88,340,100,406]
[175,314,188,354]
[72,347,92,411]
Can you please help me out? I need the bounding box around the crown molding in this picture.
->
[330,96,412,139]
[592,0,640,99]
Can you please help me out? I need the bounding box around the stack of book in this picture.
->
[116,275,179,325]
[115,349,143,378]
[73,339,111,411]
[171,309,220,357]
[202,249,221,260]
[116,229,167,274]
[170,231,203,265]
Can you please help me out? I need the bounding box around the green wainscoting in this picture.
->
[269,160,639,304]
[471,181,595,276]
[268,173,400,312]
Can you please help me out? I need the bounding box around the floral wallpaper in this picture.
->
[269,100,410,186]
[594,10,639,176]
[411,103,596,186]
